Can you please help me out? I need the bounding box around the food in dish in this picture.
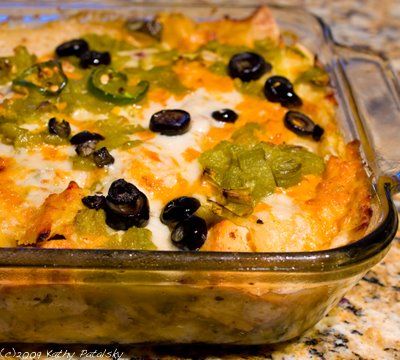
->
[0,7,371,251]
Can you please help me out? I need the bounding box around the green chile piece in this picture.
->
[60,75,115,115]
[208,61,227,76]
[0,46,36,85]
[72,156,97,171]
[112,227,155,250]
[75,208,110,236]
[95,116,144,150]
[0,123,39,147]
[0,123,66,148]
[199,124,325,216]
[126,66,187,94]
[88,67,149,105]
[271,157,302,188]
[296,67,329,87]
[202,41,251,60]
[75,209,155,250]
[82,33,134,54]
[13,60,68,96]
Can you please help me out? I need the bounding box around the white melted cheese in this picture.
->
[72,109,107,122]
[141,89,241,148]
[115,89,243,249]
[1,88,243,250]
[253,193,314,252]
[146,199,176,251]
[263,192,297,221]
[11,148,89,207]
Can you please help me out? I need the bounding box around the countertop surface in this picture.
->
[1,1,399,359]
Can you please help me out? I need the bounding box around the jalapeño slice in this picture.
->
[88,67,149,105]
[12,60,68,96]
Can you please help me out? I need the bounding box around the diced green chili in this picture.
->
[0,46,37,85]
[119,227,155,250]
[82,33,134,54]
[125,66,187,95]
[71,156,97,171]
[295,66,330,87]
[0,58,13,85]
[95,116,144,150]
[75,208,155,250]
[0,122,67,148]
[199,124,325,216]
[271,156,302,188]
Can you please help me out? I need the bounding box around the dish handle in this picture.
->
[333,44,400,193]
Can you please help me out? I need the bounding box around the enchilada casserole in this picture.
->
[0,6,372,252]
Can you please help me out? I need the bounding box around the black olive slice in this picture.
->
[70,131,105,145]
[93,147,115,167]
[161,196,201,225]
[211,109,238,123]
[48,117,71,138]
[107,179,140,204]
[56,39,89,58]
[171,216,207,251]
[312,124,325,141]
[79,51,111,69]
[82,195,106,210]
[105,179,150,230]
[228,52,271,82]
[104,210,138,231]
[106,195,146,218]
[105,198,149,229]
[284,110,324,141]
[264,76,302,108]
[48,234,66,240]
[149,109,191,136]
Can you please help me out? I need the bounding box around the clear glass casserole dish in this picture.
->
[0,0,399,345]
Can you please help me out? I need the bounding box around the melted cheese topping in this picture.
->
[0,7,372,251]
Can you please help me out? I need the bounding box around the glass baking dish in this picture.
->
[0,0,399,345]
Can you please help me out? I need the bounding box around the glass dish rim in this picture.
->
[0,2,398,273]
